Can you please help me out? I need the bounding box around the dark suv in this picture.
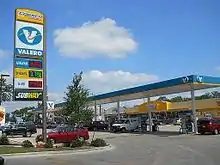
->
[86,121,108,131]
[1,122,37,137]
[198,118,220,135]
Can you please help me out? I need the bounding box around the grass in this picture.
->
[0,146,93,154]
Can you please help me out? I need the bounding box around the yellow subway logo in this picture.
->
[14,91,43,101]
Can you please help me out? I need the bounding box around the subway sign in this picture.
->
[14,90,43,101]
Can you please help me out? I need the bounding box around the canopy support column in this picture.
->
[99,104,102,119]
[148,97,152,132]
[94,101,97,121]
[117,99,120,120]
[191,85,198,134]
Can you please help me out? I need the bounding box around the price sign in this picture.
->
[29,70,43,79]
[29,81,42,88]
[29,61,42,69]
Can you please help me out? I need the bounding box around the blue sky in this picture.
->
[0,0,220,112]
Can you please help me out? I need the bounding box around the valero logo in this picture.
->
[17,26,42,46]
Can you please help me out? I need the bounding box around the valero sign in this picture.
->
[13,8,45,101]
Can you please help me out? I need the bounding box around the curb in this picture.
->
[3,144,115,159]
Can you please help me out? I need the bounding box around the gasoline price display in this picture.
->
[29,70,43,79]
[29,61,42,69]
[29,81,42,88]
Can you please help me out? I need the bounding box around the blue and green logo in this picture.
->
[17,26,42,45]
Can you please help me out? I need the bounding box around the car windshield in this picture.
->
[198,120,211,125]
[51,126,64,132]
[114,120,125,124]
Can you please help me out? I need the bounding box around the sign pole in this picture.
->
[42,17,47,142]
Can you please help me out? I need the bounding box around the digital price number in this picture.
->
[29,70,43,79]
[29,61,42,69]
[28,81,42,88]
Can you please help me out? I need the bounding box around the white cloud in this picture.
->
[54,18,137,59]
[82,70,159,94]
[46,70,158,106]
[216,66,220,72]
[48,92,65,103]
[0,49,9,58]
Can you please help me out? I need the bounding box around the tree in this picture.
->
[10,114,17,123]
[211,91,220,98]
[61,72,94,125]
[195,93,212,100]
[157,96,170,101]
[12,106,35,122]
[170,96,184,102]
[5,112,10,123]
[0,77,13,102]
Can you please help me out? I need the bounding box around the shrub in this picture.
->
[70,139,85,148]
[63,142,71,147]
[21,140,34,148]
[35,134,44,143]
[90,138,107,147]
[0,135,9,145]
[36,141,45,148]
[44,138,53,148]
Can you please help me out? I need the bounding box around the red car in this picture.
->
[198,118,220,135]
[47,125,89,143]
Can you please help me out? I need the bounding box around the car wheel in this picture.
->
[49,139,56,145]
[78,137,85,142]
[121,128,126,132]
[214,129,218,135]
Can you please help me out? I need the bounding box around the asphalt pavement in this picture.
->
[5,129,220,165]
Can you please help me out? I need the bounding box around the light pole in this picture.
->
[0,74,10,106]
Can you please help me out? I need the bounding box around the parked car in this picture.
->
[198,117,220,135]
[47,125,89,144]
[86,121,108,131]
[0,122,37,137]
[47,122,58,129]
[173,118,181,125]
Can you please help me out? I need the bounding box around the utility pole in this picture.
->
[0,74,10,106]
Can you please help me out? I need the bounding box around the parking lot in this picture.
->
[7,125,186,145]
[6,125,220,165]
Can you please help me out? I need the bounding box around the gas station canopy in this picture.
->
[89,75,220,105]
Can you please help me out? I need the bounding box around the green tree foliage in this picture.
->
[62,72,94,125]
[0,77,13,102]
[156,91,220,102]
[12,106,35,122]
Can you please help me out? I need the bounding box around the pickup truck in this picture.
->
[111,118,139,132]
